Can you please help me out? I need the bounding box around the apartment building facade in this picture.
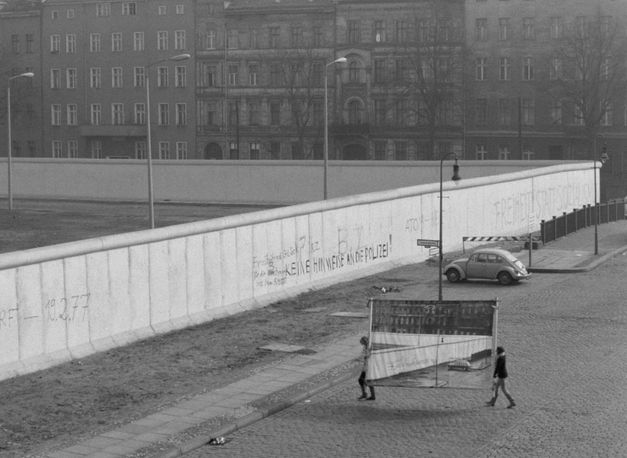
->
[0,1,41,157]
[38,0,196,159]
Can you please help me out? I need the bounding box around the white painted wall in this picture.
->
[0,157,576,205]
[0,163,596,381]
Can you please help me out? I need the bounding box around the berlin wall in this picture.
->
[0,163,595,381]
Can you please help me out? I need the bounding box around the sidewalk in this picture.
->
[47,221,627,458]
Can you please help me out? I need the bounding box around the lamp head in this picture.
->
[170,53,191,61]
[334,57,347,64]
[452,157,461,182]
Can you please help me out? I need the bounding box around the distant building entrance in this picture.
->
[204,142,223,159]
[343,144,367,160]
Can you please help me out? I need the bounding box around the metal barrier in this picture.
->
[541,199,626,244]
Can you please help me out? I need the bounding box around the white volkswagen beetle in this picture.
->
[444,248,530,285]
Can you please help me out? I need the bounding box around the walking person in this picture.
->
[358,336,375,401]
[486,346,516,408]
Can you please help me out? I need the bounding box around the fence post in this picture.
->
[563,212,568,236]
[574,208,579,231]
[553,215,558,241]
[541,219,546,244]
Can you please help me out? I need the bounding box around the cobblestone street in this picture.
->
[186,252,627,458]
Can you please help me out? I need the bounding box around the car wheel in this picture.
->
[446,269,461,283]
[497,271,513,285]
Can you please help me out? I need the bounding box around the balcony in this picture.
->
[79,124,146,137]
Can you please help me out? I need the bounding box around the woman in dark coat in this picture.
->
[486,346,516,408]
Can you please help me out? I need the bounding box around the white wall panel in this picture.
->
[0,269,19,366]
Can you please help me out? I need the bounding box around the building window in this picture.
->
[374,99,386,125]
[11,34,20,54]
[550,17,563,39]
[176,103,186,126]
[573,104,584,126]
[270,63,281,86]
[268,27,280,48]
[270,100,280,125]
[133,103,145,125]
[248,101,260,125]
[112,33,122,52]
[522,149,534,160]
[134,67,145,88]
[66,68,77,89]
[225,142,237,159]
[522,17,535,40]
[134,141,146,159]
[522,57,534,81]
[156,103,168,125]
[50,34,60,53]
[176,4,184,14]
[176,142,187,159]
[498,18,510,41]
[175,30,186,50]
[498,98,511,126]
[521,98,534,125]
[601,102,613,126]
[157,67,168,87]
[349,61,359,82]
[248,64,258,86]
[67,140,78,158]
[112,67,123,88]
[550,57,562,80]
[394,141,408,160]
[395,99,409,126]
[90,67,101,88]
[25,34,33,53]
[312,26,322,47]
[96,3,111,17]
[373,20,385,43]
[396,20,409,43]
[475,18,488,41]
[51,10,58,20]
[475,98,488,125]
[269,142,280,159]
[122,2,136,15]
[51,104,61,125]
[313,100,323,126]
[374,59,386,84]
[64,34,76,53]
[475,57,487,81]
[52,140,63,158]
[50,68,61,89]
[312,62,323,86]
[348,100,362,124]
[249,142,260,160]
[476,145,487,160]
[134,32,144,51]
[228,64,239,86]
[157,31,168,50]
[290,27,303,47]
[112,103,124,125]
[348,20,360,44]
[374,141,386,160]
[90,33,101,52]
[175,66,186,88]
[159,142,170,159]
[91,140,103,159]
[498,57,510,81]
[200,64,216,87]
[67,8,75,18]
[498,146,510,160]
[91,104,101,125]
[550,101,562,125]
[204,31,216,50]
[158,5,167,15]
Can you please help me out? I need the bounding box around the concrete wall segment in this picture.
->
[0,163,596,381]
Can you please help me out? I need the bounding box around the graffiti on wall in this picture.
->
[253,224,391,289]
[0,293,91,331]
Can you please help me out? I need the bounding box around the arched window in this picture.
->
[348,100,362,124]
[349,61,359,82]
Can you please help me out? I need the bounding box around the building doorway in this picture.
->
[342,144,367,160]
[204,142,223,159]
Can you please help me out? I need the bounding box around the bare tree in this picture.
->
[273,47,324,159]
[547,14,627,152]
[382,1,465,159]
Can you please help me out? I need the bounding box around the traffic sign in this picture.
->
[416,238,440,248]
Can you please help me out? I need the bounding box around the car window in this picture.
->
[487,254,498,263]
[476,253,488,263]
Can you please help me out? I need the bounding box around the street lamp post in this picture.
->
[323,57,347,200]
[593,145,609,255]
[145,53,190,228]
[438,152,461,301]
[6,72,35,211]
